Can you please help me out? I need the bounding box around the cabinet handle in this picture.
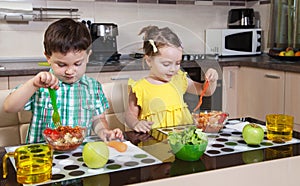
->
[264,74,280,79]
[229,71,234,88]
[111,75,130,80]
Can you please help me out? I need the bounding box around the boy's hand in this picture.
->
[133,120,154,133]
[33,72,59,89]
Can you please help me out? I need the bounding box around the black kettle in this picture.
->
[227,8,255,29]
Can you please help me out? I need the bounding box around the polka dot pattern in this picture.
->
[48,140,160,183]
[5,136,162,185]
[158,125,300,157]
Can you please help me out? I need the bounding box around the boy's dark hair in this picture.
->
[44,18,92,56]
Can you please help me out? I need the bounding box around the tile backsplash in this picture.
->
[0,0,270,60]
[92,0,270,5]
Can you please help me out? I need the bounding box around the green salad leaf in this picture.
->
[168,126,208,145]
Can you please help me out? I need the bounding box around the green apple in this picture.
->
[285,50,295,56]
[83,142,109,169]
[242,123,264,145]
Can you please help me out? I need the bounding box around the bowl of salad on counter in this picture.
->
[43,125,87,151]
[193,110,229,133]
[168,126,208,161]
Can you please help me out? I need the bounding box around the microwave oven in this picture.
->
[205,28,262,56]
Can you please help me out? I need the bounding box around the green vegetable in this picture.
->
[168,126,208,146]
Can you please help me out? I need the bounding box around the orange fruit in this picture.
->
[295,51,300,56]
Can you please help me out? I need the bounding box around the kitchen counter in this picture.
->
[133,155,300,186]
[1,54,300,77]
[0,60,147,77]
[1,118,300,186]
[219,54,300,73]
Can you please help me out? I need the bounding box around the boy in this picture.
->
[3,18,123,143]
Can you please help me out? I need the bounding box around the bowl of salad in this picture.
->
[168,126,208,161]
[43,126,87,152]
[193,110,229,133]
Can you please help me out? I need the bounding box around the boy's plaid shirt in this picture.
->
[23,74,109,143]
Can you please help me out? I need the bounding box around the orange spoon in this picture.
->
[193,79,209,113]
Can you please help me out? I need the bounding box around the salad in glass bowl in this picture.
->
[193,110,229,133]
[168,126,208,161]
[43,126,87,151]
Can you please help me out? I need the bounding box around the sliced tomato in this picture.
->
[218,113,228,123]
[50,130,60,140]
[43,128,53,135]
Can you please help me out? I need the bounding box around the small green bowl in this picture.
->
[170,142,208,161]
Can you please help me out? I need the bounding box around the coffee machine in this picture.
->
[89,23,120,64]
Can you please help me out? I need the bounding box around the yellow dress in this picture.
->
[128,70,193,128]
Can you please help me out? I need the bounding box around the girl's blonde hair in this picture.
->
[139,25,182,56]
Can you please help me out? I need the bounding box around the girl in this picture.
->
[125,25,218,133]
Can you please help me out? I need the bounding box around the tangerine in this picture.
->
[295,51,300,56]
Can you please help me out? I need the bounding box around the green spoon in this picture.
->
[48,88,61,127]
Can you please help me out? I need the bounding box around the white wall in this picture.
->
[0,1,270,60]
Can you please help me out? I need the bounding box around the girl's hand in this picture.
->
[133,120,154,133]
[33,72,59,89]
[98,128,124,142]
[205,68,218,83]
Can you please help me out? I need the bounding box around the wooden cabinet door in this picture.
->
[9,76,34,89]
[0,77,8,90]
[285,72,300,125]
[87,70,149,84]
[238,67,285,121]
[222,66,240,118]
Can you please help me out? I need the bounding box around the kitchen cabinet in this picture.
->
[222,66,285,121]
[222,66,239,118]
[87,70,149,84]
[9,76,34,89]
[0,77,8,90]
[5,70,150,89]
[223,66,300,127]
[285,72,300,125]
[238,67,285,121]
[87,70,149,132]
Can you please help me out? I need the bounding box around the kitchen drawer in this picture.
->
[87,70,149,84]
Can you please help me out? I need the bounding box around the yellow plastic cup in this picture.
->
[2,144,53,184]
[266,114,294,142]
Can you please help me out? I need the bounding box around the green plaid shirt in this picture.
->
[23,74,109,143]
